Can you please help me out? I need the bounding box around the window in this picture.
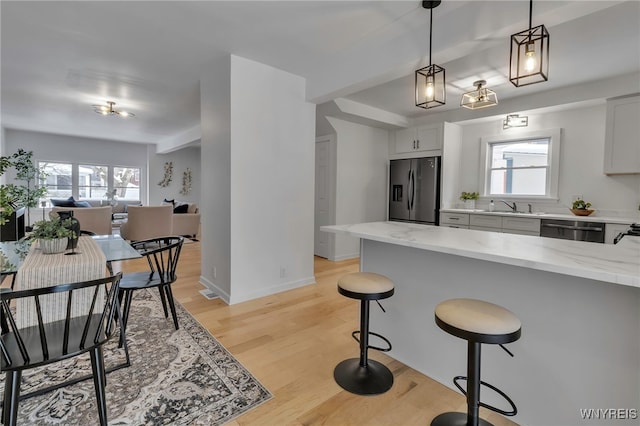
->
[38,162,143,203]
[79,164,108,199]
[480,129,561,199]
[40,162,72,198]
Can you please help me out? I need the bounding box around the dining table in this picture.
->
[2,235,142,328]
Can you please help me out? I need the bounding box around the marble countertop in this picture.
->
[321,221,640,288]
[440,208,636,224]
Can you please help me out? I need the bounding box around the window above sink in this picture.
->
[479,128,561,201]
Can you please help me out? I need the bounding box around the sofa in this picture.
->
[50,206,113,235]
[51,197,142,216]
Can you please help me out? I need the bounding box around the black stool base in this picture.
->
[334,358,393,395]
[431,412,493,426]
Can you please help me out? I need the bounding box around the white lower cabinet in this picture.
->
[502,217,541,235]
[440,212,541,236]
[440,212,469,228]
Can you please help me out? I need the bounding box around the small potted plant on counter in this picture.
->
[571,198,594,216]
[30,217,76,254]
[460,191,480,210]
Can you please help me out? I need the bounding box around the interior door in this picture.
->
[314,139,332,258]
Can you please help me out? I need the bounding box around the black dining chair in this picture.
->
[119,236,184,333]
[0,273,124,426]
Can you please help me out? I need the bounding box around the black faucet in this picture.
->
[499,200,517,212]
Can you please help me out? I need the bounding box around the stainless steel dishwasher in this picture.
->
[540,219,605,243]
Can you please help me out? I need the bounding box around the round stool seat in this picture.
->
[337,272,394,300]
[435,298,521,344]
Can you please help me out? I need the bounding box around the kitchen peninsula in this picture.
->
[321,222,639,425]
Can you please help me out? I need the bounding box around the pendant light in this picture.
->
[460,80,498,110]
[509,0,549,87]
[415,1,445,109]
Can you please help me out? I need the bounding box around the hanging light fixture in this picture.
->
[503,114,529,129]
[509,0,549,87]
[92,101,135,117]
[415,1,445,109]
[460,80,498,110]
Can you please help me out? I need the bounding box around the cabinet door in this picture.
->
[470,214,502,229]
[416,124,442,151]
[502,217,541,234]
[395,128,418,154]
[604,95,640,174]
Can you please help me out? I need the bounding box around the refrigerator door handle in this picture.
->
[410,169,415,210]
[407,170,413,210]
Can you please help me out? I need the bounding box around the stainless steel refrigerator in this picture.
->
[389,156,440,225]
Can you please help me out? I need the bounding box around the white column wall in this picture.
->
[200,55,232,299]
[327,117,389,260]
[228,55,316,304]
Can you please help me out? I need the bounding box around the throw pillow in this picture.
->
[173,203,189,214]
[73,200,91,208]
[51,196,76,207]
[163,198,175,206]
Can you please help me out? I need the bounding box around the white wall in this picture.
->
[327,117,390,260]
[200,54,232,299]
[148,146,201,206]
[200,54,316,305]
[455,104,640,217]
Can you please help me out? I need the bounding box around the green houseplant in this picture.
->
[0,149,48,226]
[30,217,76,254]
[460,191,480,210]
[571,199,594,216]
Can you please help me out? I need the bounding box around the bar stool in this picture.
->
[432,298,521,426]
[334,272,394,395]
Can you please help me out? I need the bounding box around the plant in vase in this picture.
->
[460,192,480,210]
[571,199,594,216]
[30,217,76,254]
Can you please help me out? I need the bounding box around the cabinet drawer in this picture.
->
[440,213,470,226]
[502,217,541,233]
[470,214,502,228]
[502,229,539,236]
[443,224,469,229]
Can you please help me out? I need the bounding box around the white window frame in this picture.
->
[479,128,561,200]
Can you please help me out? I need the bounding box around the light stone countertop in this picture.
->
[440,208,636,224]
[321,221,640,288]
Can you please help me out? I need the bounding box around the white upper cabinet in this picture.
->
[394,123,443,154]
[604,95,640,175]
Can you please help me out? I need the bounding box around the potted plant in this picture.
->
[30,217,76,254]
[571,199,594,216]
[0,149,48,228]
[460,191,480,210]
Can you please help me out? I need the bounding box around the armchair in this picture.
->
[119,205,173,242]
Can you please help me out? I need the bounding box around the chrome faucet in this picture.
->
[499,200,517,212]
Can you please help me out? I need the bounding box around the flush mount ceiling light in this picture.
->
[509,0,549,87]
[503,114,529,129]
[92,101,135,118]
[415,1,445,110]
[460,80,498,110]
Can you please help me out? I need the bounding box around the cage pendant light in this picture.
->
[509,0,549,87]
[415,1,445,109]
[460,80,498,109]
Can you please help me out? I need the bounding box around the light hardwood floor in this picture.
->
[114,241,517,426]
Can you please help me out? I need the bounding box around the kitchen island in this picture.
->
[321,222,639,425]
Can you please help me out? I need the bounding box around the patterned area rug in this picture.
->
[1,288,271,425]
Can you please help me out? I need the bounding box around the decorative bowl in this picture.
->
[570,209,594,216]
